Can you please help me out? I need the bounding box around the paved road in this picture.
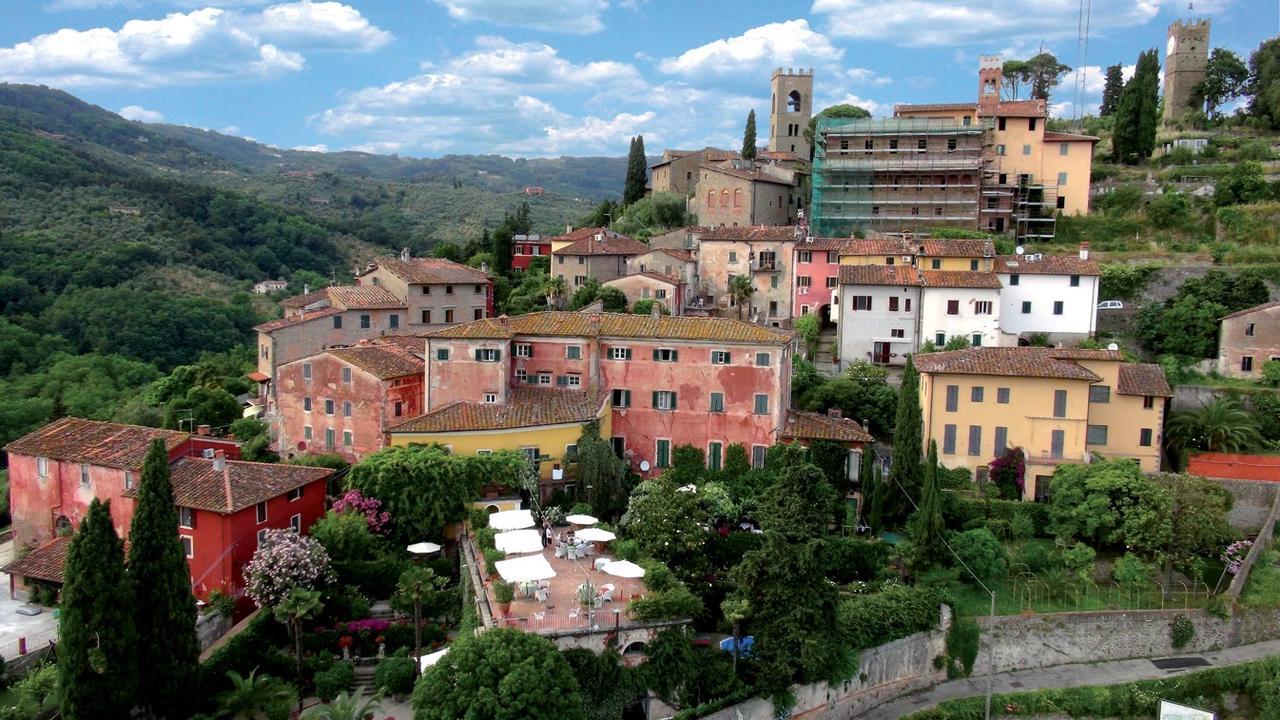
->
[0,540,59,658]
[874,639,1280,719]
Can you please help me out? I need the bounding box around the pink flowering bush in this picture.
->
[244,529,334,607]
[1222,539,1253,575]
[331,489,391,533]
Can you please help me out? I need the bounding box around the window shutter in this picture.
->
[723,352,730,364]
[493,349,501,361]
[526,344,534,357]
[474,348,482,361]
[670,392,677,410]
[652,349,660,361]
[652,391,659,408]
[624,348,632,360]
[671,349,679,362]
[556,376,567,387]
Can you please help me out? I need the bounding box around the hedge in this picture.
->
[837,585,948,651]
[199,610,293,703]
[824,537,890,584]
[314,661,354,703]
[374,657,416,696]
[946,496,1051,538]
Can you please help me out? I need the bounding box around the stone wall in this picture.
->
[1214,478,1280,531]
[196,609,233,652]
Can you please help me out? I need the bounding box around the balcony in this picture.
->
[751,259,781,273]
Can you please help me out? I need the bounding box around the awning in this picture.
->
[488,509,535,531]
[495,554,557,583]
[419,647,449,673]
[246,371,270,383]
[575,528,616,543]
[494,529,543,554]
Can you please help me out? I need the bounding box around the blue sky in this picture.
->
[1,0,1272,157]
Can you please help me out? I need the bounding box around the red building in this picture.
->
[2,418,332,602]
[275,337,425,462]
[512,234,552,272]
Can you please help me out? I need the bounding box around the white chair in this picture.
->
[554,544,565,558]
[535,588,548,603]
[534,611,545,624]
[600,587,614,603]
[568,607,580,621]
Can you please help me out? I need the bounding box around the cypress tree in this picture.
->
[868,463,885,536]
[129,439,199,719]
[60,499,137,720]
[886,356,923,524]
[1099,64,1124,116]
[623,135,647,205]
[858,446,876,532]
[491,216,514,277]
[1112,49,1160,163]
[741,110,757,160]
[910,440,945,565]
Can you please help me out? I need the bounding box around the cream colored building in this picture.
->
[698,225,799,325]
[692,163,799,228]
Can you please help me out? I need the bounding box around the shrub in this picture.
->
[494,581,515,604]
[629,584,703,621]
[1060,542,1097,581]
[1111,552,1152,588]
[944,616,980,678]
[612,538,641,562]
[473,526,496,550]
[314,661,354,703]
[373,657,416,696]
[948,529,1007,584]
[824,537,890,584]
[1172,614,1195,650]
[837,585,947,650]
[483,547,503,576]
[1009,513,1035,542]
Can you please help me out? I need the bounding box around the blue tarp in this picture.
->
[718,635,754,657]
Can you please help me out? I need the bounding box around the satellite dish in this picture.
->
[639,460,651,472]
[1107,342,1119,351]
[1015,245,1025,255]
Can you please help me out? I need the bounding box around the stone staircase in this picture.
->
[812,327,840,376]
[351,663,377,697]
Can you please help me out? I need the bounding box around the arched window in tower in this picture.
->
[707,190,715,210]
[720,189,730,208]
[788,90,802,112]
[733,188,742,208]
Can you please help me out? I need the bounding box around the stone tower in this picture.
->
[1163,19,1210,123]
[769,68,814,159]
[977,55,1003,115]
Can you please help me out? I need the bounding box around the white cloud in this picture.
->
[844,67,891,87]
[292,143,328,151]
[819,93,884,116]
[432,0,609,34]
[118,104,165,122]
[811,0,1232,47]
[660,19,841,77]
[0,2,389,88]
[498,111,657,155]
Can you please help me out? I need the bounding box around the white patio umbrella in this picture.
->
[494,529,543,554]
[495,554,557,583]
[488,509,535,531]
[565,513,598,526]
[406,542,442,555]
[601,560,646,578]
[575,527,616,542]
[419,647,449,673]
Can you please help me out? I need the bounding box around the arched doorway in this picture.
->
[819,303,834,329]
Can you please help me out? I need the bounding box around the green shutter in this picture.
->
[493,349,501,362]
[652,349,660,361]
[652,391,659,408]
[723,352,730,364]
[624,348,631,360]
[526,344,533,357]
[474,348,482,361]
[670,392,677,410]
[671,349,679,362]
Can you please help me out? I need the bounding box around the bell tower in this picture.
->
[1163,19,1210,123]
[768,68,814,159]
[978,55,1003,115]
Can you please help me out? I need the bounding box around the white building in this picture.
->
[919,270,1007,349]
[836,265,923,367]
[994,245,1100,343]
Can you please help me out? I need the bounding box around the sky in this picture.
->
[0,0,1274,158]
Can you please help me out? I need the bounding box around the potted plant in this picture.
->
[494,581,515,615]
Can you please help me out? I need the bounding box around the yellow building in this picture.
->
[387,387,612,494]
[915,348,1171,501]
[834,236,994,271]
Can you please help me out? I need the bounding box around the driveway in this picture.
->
[0,540,58,658]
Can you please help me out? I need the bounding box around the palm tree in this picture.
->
[301,689,383,720]
[273,588,324,705]
[1166,397,1263,455]
[393,566,449,676]
[215,669,297,720]
[543,275,568,309]
[727,274,753,320]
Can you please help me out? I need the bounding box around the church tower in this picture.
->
[768,68,814,159]
[1163,19,1210,123]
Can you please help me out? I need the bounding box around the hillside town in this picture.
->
[2,5,1280,720]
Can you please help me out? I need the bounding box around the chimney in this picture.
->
[303,283,310,295]
[1079,241,1090,261]
[650,303,661,319]
[481,262,489,274]
[196,424,211,436]
[566,224,573,234]
[213,449,226,471]
[827,407,843,419]
[401,247,411,261]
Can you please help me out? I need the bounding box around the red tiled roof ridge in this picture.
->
[4,417,187,469]
[700,225,801,243]
[920,270,1002,289]
[388,387,609,434]
[1220,300,1280,321]
[838,265,922,286]
[913,347,1106,382]
[782,410,874,443]
[367,257,491,285]
[994,254,1101,276]
[423,310,791,344]
[254,306,344,333]
[554,233,649,257]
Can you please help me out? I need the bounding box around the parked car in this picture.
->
[1097,300,1124,310]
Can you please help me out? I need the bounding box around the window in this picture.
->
[389,314,399,329]
[1021,301,1032,314]
[1143,396,1155,409]
[770,276,779,290]
[888,296,900,311]
[889,139,898,152]
[945,385,959,412]
[755,352,770,367]
[422,285,431,295]
[1053,301,1064,315]
[256,502,268,524]
[1242,356,1254,372]
[257,529,268,544]
[343,401,352,418]
[753,394,769,415]
[797,275,812,288]
[851,295,872,311]
[968,425,983,456]
[994,426,1008,455]
[653,348,678,362]
[475,348,501,362]
[709,392,725,412]
[997,117,1006,131]
[1009,274,1019,286]
[564,444,578,462]
[484,393,498,403]
[942,424,957,454]
[536,373,552,385]
[515,368,527,383]
[436,347,449,361]
[303,363,312,380]
[729,251,738,263]
[971,333,982,347]
[77,464,90,487]
[653,391,677,410]
[290,513,302,533]
[286,486,302,502]
[864,139,873,150]
[825,276,839,288]
[1022,144,1031,155]
[123,471,133,490]
[905,298,912,312]
[340,366,351,384]
[947,137,957,151]
[556,374,582,387]
[970,259,979,271]
[1069,275,1080,287]
[1029,117,1038,131]
[751,445,767,468]
[444,308,455,323]
[1057,171,1068,186]
[947,300,960,315]
[303,425,312,440]
[1089,385,1111,403]
[1140,428,1154,447]
[360,314,371,329]
[1060,142,1069,156]
[656,440,671,468]
[891,328,905,338]
[566,345,581,360]
[997,387,1010,404]
[333,316,343,329]
[707,442,723,470]
[558,255,565,264]
[343,430,353,447]
[711,350,731,364]
[474,308,484,320]
[324,399,335,415]
[178,506,195,529]
[917,138,927,150]
[609,347,632,361]
[475,284,483,294]
[1053,389,1068,418]
[798,250,812,263]
[514,343,532,358]
[394,401,403,417]
[935,332,946,345]
[181,536,193,559]
[1086,424,1109,445]
[422,309,432,324]
[325,428,335,449]
[971,386,984,403]
[612,389,631,407]
[975,301,992,314]
[996,144,1006,155]
[1246,322,1256,336]
[446,285,454,294]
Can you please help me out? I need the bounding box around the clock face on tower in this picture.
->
[1167,35,1177,57]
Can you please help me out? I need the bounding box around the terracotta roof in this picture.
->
[650,148,736,168]
[1,536,72,584]
[1118,363,1172,397]
[781,410,873,444]
[424,311,791,345]
[994,254,1100,276]
[700,226,801,243]
[1043,131,1099,143]
[606,271,681,287]
[372,335,429,354]
[328,344,424,380]
[921,270,1002,289]
[913,347,1105,381]
[254,306,343,333]
[700,163,795,186]
[126,457,332,514]
[390,387,608,434]
[1220,300,1280,321]
[840,237,916,256]
[895,102,977,114]
[327,285,404,310]
[554,233,649,257]
[650,248,696,263]
[246,371,270,383]
[795,238,856,252]
[838,265,922,286]
[549,226,631,244]
[279,288,329,309]
[920,239,994,258]
[368,257,490,285]
[4,417,187,469]
[759,149,805,162]
[991,99,1046,117]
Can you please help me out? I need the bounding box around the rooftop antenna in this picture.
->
[1071,0,1093,127]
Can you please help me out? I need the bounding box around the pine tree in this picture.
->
[59,499,137,720]
[741,110,757,161]
[129,439,199,719]
[623,135,647,205]
[1100,64,1124,116]
[886,356,923,524]
[909,440,944,565]
[1113,49,1160,163]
